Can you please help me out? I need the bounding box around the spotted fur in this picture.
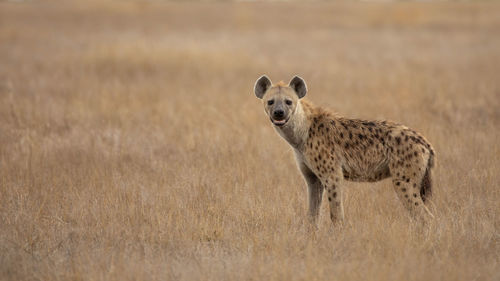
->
[254,75,435,225]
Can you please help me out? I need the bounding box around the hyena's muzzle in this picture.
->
[269,100,291,126]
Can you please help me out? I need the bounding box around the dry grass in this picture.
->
[1,1,499,280]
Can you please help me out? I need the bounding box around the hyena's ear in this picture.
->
[254,75,272,99]
[289,75,307,99]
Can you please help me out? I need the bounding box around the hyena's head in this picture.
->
[254,75,307,127]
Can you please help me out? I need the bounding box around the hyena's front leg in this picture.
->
[306,175,323,223]
[298,161,324,225]
[319,168,345,225]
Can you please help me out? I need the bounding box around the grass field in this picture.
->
[1,1,499,280]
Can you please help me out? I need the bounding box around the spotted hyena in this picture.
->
[254,75,435,225]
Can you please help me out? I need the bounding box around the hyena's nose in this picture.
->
[273,109,285,120]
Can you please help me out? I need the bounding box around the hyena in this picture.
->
[254,75,435,225]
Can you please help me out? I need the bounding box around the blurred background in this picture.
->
[0,1,499,280]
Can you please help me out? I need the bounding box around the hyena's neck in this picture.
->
[274,100,311,151]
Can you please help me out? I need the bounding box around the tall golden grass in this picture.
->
[0,1,499,280]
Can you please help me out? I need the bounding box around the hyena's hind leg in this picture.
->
[390,157,434,221]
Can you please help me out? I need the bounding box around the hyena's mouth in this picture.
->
[271,117,290,127]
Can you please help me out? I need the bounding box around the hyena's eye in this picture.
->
[285,100,293,105]
[267,100,274,105]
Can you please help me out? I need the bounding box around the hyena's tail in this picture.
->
[420,151,435,203]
